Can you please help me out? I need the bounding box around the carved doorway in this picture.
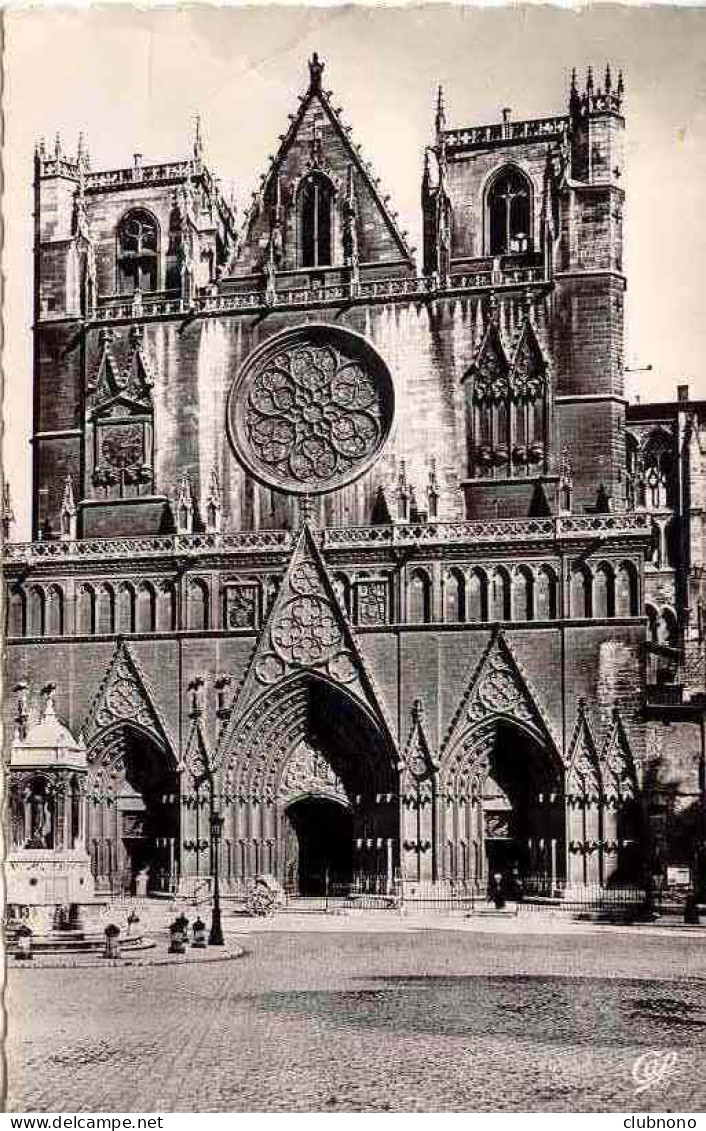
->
[86,726,179,894]
[284,796,354,895]
[481,722,564,888]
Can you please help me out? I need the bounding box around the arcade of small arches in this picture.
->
[6,557,642,640]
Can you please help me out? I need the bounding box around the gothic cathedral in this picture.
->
[5,56,706,900]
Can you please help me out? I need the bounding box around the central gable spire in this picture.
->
[216,522,397,766]
[230,52,414,277]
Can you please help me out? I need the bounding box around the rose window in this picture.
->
[228,325,394,495]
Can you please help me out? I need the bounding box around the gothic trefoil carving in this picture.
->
[400,698,438,782]
[601,707,638,798]
[566,699,601,800]
[79,638,173,758]
[216,522,397,766]
[441,627,558,759]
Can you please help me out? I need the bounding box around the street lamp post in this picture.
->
[209,808,225,946]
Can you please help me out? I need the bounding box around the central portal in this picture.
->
[284,796,353,895]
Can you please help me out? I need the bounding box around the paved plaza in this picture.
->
[6,920,706,1112]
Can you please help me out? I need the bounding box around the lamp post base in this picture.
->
[208,908,224,947]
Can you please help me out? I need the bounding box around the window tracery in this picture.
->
[487,168,532,256]
[117,209,159,294]
[466,320,547,480]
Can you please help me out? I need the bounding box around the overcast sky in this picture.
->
[4,4,706,538]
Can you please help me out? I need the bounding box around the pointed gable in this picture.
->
[230,53,414,278]
[80,639,173,759]
[509,317,547,401]
[401,698,437,782]
[601,708,638,797]
[567,700,601,797]
[441,627,557,759]
[216,523,397,764]
[466,320,509,403]
[88,326,154,419]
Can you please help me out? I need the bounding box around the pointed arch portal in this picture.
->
[442,719,565,889]
[86,724,179,894]
[217,673,399,892]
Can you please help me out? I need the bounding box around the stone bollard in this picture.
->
[192,917,207,949]
[175,913,189,946]
[169,919,186,955]
[15,925,33,961]
[103,924,121,960]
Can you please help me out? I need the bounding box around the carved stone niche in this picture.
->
[223,583,260,631]
[227,324,395,496]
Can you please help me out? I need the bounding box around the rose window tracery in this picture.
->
[272,595,342,666]
[228,326,394,495]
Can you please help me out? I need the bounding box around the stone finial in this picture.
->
[586,66,594,95]
[41,682,57,721]
[193,114,204,162]
[435,84,446,140]
[617,69,624,100]
[54,132,62,160]
[427,458,440,519]
[412,697,425,723]
[308,52,324,92]
[397,459,409,521]
[3,481,15,541]
[204,465,222,534]
[176,471,195,535]
[214,674,232,720]
[77,131,89,169]
[187,675,205,719]
[60,474,77,541]
[604,64,612,94]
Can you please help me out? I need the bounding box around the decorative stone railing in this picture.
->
[443,115,568,150]
[90,264,547,324]
[3,513,652,567]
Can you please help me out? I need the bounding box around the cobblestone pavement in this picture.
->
[7,927,706,1112]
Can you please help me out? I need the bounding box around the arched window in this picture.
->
[7,586,26,638]
[188,578,210,631]
[658,607,678,647]
[570,566,592,620]
[616,562,638,617]
[158,581,177,632]
[300,173,333,268]
[487,167,532,256]
[512,567,534,622]
[77,584,97,636]
[444,569,466,623]
[46,585,64,637]
[408,569,432,625]
[97,584,115,635]
[117,584,136,634]
[536,566,558,620]
[489,567,511,621]
[642,431,677,510]
[28,587,46,637]
[593,564,616,619]
[117,209,159,294]
[138,582,157,633]
[467,568,488,622]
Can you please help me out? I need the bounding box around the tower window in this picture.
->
[117,209,159,293]
[300,174,333,268]
[487,168,532,256]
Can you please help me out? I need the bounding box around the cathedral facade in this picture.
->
[4,55,706,899]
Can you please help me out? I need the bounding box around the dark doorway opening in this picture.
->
[285,797,353,895]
